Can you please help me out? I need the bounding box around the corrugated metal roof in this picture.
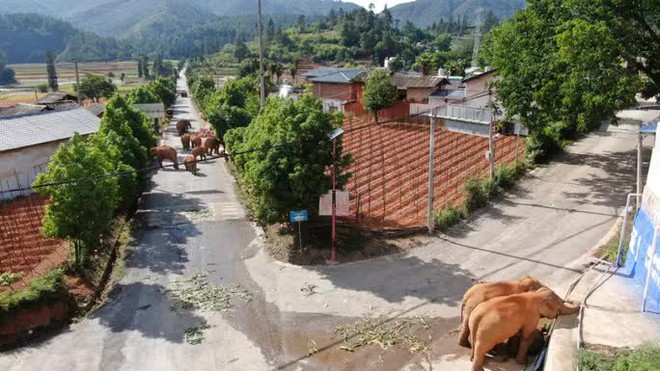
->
[307,68,367,84]
[133,103,165,113]
[85,103,105,117]
[0,104,49,117]
[0,108,100,152]
[462,69,497,83]
[36,92,78,104]
[392,73,445,89]
[430,90,466,99]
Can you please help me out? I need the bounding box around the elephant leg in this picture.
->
[515,328,535,365]
[471,341,487,371]
[458,309,472,348]
[158,158,163,168]
[173,159,179,170]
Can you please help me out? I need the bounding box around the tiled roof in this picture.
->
[462,69,497,83]
[392,73,446,89]
[430,90,466,99]
[306,68,367,84]
[0,108,100,152]
[0,104,49,117]
[44,100,80,111]
[36,92,78,104]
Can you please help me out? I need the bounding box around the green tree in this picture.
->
[192,76,216,107]
[128,85,160,104]
[234,38,249,62]
[485,0,640,162]
[363,69,398,122]
[33,133,119,265]
[142,56,150,79]
[205,77,259,141]
[45,50,58,92]
[0,49,16,85]
[149,77,177,108]
[105,95,158,149]
[79,73,116,102]
[225,95,351,223]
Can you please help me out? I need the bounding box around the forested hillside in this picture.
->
[389,0,526,27]
[0,14,131,63]
[0,0,359,37]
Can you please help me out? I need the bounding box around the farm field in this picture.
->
[342,116,525,228]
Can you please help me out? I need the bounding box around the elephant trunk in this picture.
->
[559,300,580,315]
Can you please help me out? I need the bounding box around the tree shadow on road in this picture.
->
[92,282,207,343]
[314,254,476,306]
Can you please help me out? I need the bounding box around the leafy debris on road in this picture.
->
[300,283,317,296]
[168,273,252,312]
[185,322,210,345]
[333,316,430,353]
[180,207,214,221]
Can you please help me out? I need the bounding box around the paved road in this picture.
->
[0,67,656,371]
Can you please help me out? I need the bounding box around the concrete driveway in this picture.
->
[0,66,655,371]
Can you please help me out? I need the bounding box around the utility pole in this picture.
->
[257,0,266,108]
[488,89,495,179]
[74,61,81,106]
[427,117,437,234]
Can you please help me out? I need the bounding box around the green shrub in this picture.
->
[464,178,490,213]
[0,269,66,324]
[578,349,617,371]
[613,343,660,371]
[434,205,467,231]
[36,83,48,93]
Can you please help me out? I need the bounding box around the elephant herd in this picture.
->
[458,276,580,371]
[149,119,225,175]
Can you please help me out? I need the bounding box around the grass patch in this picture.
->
[578,343,660,371]
[434,161,529,232]
[184,322,210,345]
[600,215,635,263]
[0,269,67,324]
[333,316,431,353]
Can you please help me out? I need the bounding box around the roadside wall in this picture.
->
[624,123,660,312]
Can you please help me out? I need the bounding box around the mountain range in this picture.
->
[389,0,526,27]
[0,0,360,37]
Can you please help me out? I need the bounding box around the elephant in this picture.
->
[190,134,202,148]
[469,287,580,371]
[204,137,222,155]
[458,276,544,348]
[176,119,192,136]
[150,145,179,170]
[181,133,191,150]
[183,155,197,175]
[192,146,206,161]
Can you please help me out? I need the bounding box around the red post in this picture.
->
[331,137,337,263]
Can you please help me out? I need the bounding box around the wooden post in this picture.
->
[428,118,437,234]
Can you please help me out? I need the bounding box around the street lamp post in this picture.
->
[328,128,344,264]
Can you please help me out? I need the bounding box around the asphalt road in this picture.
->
[0,70,655,371]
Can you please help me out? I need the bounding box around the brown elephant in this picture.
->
[176,119,192,136]
[469,287,580,371]
[190,134,202,148]
[181,133,191,150]
[150,145,179,170]
[204,137,222,155]
[458,276,544,348]
[183,155,197,175]
[192,146,206,161]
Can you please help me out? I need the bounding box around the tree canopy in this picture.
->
[484,0,642,161]
[363,69,398,122]
[225,95,351,223]
[79,73,116,102]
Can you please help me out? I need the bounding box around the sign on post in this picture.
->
[319,191,350,216]
[290,210,308,251]
[289,210,308,222]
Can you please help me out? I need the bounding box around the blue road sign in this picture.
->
[290,210,308,223]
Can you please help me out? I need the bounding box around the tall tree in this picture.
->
[79,73,116,102]
[45,50,58,92]
[224,95,351,224]
[33,133,119,264]
[142,55,150,79]
[363,69,398,122]
[234,38,249,62]
[485,0,640,161]
[137,59,143,78]
[0,49,16,85]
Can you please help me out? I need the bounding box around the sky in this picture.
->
[343,0,415,12]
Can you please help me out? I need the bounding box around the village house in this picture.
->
[0,108,100,199]
[304,67,367,112]
[133,103,165,133]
